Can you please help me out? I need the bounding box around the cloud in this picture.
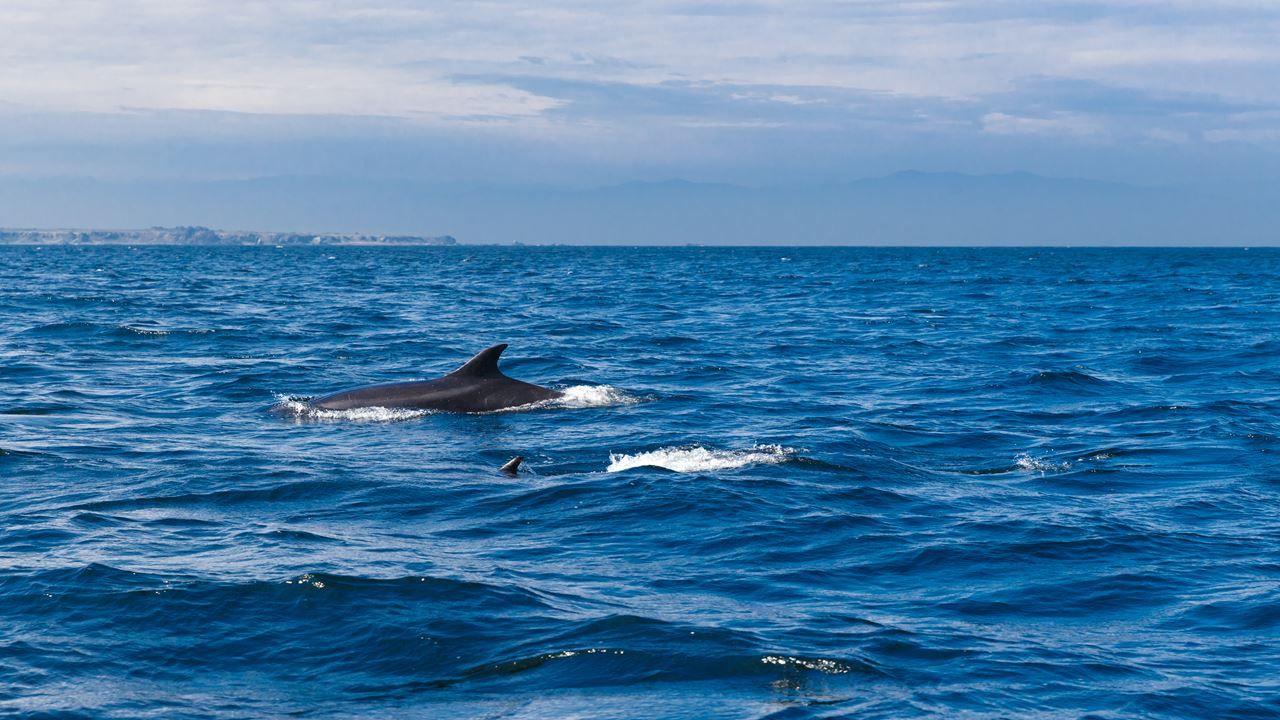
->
[1147,128,1190,144]
[981,112,1104,138]
[1205,127,1280,143]
[1,0,1280,185]
[5,0,1280,113]
[997,75,1261,116]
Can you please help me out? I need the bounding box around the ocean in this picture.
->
[2,245,1278,719]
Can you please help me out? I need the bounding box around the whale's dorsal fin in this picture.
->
[450,344,508,378]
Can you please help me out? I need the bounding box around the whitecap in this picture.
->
[607,444,796,473]
[1014,453,1071,473]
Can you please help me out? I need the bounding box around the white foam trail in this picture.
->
[551,385,642,409]
[607,444,796,473]
[270,395,431,423]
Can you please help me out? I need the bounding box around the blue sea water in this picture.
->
[1,245,1278,719]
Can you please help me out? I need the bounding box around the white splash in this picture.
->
[1014,453,1072,473]
[270,395,432,422]
[607,444,796,473]
[551,384,642,409]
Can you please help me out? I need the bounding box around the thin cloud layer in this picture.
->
[1,0,1278,184]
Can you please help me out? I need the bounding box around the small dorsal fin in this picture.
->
[500,456,523,476]
[450,344,508,378]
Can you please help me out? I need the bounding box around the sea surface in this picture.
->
[2,246,1278,719]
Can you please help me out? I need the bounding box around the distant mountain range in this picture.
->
[0,226,457,246]
[1,172,1277,245]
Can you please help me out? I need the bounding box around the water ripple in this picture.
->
[2,246,1279,718]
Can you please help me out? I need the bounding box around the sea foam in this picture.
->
[1014,453,1072,473]
[550,384,643,409]
[606,444,796,473]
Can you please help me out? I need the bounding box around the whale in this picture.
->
[500,456,524,475]
[309,344,563,413]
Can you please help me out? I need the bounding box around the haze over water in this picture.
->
[2,246,1278,718]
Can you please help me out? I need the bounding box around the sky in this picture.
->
[2,1,1279,240]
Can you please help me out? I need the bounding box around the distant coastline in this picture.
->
[0,226,457,246]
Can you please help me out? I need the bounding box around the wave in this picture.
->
[69,479,349,512]
[460,649,873,687]
[0,446,55,458]
[0,403,75,416]
[18,320,101,336]
[607,444,797,473]
[759,654,859,674]
[944,572,1182,619]
[961,452,1074,475]
[1013,453,1073,473]
[1025,369,1111,388]
[117,323,172,336]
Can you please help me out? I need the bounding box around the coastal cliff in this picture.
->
[0,226,457,246]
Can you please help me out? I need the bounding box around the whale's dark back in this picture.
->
[309,344,563,412]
